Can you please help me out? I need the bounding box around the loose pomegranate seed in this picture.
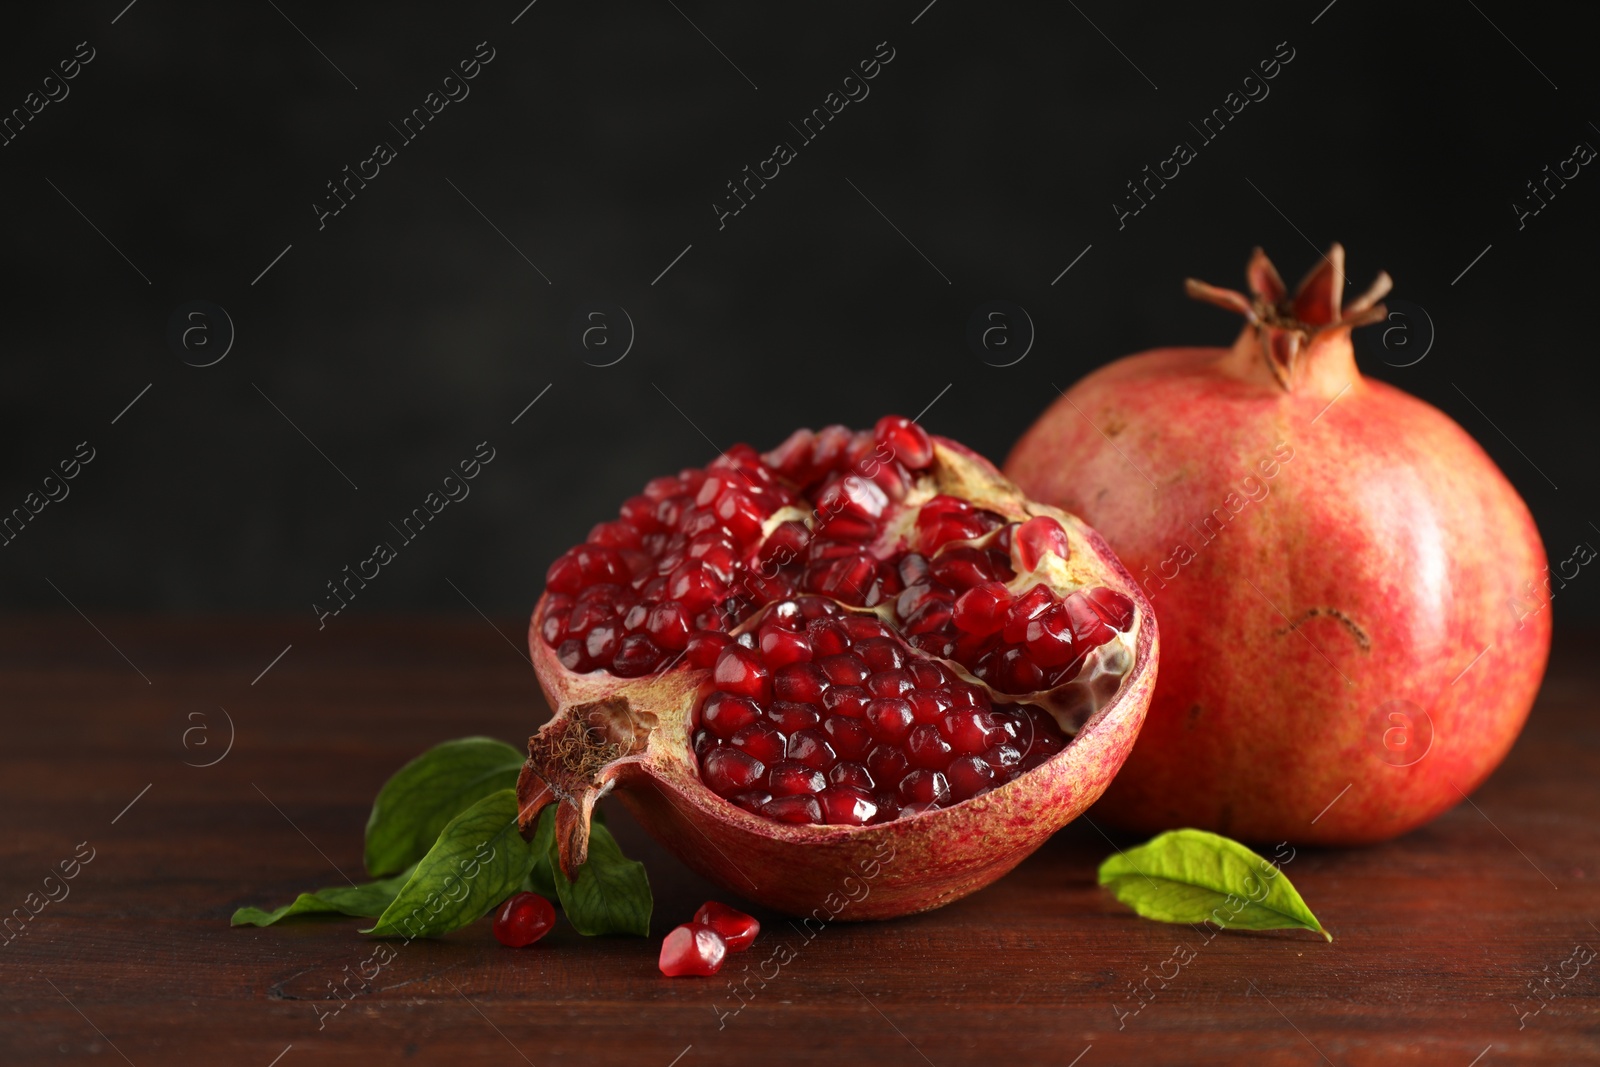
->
[693,901,760,952]
[493,891,556,947]
[659,923,728,977]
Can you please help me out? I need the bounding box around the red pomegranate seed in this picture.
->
[808,619,851,656]
[760,795,823,823]
[1024,607,1078,668]
[915,495,985,553]
[865,668,914,698]
[866,744,910,786]
[818,784,879,825]
[899,769,950,804]
[823,717,874,760]
[786,728,838,771]
[1061,590,1115,647]
[822,685,870,718]
[855,637,905,672]
[905,724,954,770]
[873,415,934,469]
[1015,515,1070,570]
[767,761,826,797]
[947,755,997,800]
[713,645,772,702]
[773,661,828,703]
[685,630,731,668]
[701,747,766,794]
[907,689,952,725]
[659,923,727,977]
[731,722,787,764]
[1001,584,1056,644]
[940,710,1007,754]
[758,623,813,668]
[1086,587,1136,631]
[766,700,821,733]
[693,901,760,952]
[493,891,556,947]
[818,652,870,686]
[952,581,1012,634]
[701,693,760,739]
[828,760,874,790]
[865,698,915,744]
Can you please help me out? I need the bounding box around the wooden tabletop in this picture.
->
[2,616,1596,1066]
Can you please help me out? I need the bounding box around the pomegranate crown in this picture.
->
[1185,244,1392,390]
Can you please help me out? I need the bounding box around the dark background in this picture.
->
[1,0,1589,628]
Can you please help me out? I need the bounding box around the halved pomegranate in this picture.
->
[517,418,1158,919]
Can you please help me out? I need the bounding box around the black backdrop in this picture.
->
[1,1,1590,625]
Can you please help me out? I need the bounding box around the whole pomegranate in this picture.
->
[1006,245,1550,844]
[517,417,1158,918]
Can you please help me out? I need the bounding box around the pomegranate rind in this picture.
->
[519,435,1158,919]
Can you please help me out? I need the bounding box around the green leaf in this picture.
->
[549,818,651,937]
[364,736,525,877]
[362,789,534,939]
[1097,829,1331,941]
[231,865,416,927]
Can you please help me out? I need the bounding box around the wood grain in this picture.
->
[1,616,1596,1066]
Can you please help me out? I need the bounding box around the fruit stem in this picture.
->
[1187,243,1391,394]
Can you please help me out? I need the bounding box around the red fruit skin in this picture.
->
[1006,316,1550,845]
[520,436,1159,920]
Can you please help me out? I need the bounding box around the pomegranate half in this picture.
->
[517,419,1157,918]
[1006,245,1550,844]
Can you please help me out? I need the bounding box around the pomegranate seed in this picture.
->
[952,581,1013,634]
[940,710,1006,754]
[1002,584,1056,644]
[907,689,952,725]
[873,415,934,469]
[767,761,826,797]
[929,547,1007,589]
[817,652,870,686]
[701,693,759,739]
[828,760,875,790]
[947,755,996,800]
[865,698,915,744]
[701,747,766,795]
[808,619,851,656]
[818,785,879,825]
[1015,515,1071,570]
[731,722,787,764]
[899,769,950,804]
[906,724,954,770]
[823,717,875,761]
[1086,587,1136,631]
[822,685,870,718]
[760,795,823,823]
[1024,607,1078,668]
[659,923,727,977]
[556,639,587,672]
[773,661,828,703]
[767,700,822,733]
[786,728,838,771]
[1061,591,1115,647]
[713,645,772,702]
[865,668,914,698]
[693,901,760,952]
[855,637,905,672]
[493,891,556,947]
[915,495,984,553]
[866,744,910,786]
[759,623,813,668]
[729,790,772,813]
[983,742,1023,770]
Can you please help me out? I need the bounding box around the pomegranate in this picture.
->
[1006,245,1550,844]
[516,418,1158,918]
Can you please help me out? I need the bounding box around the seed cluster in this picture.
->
[537,416,1136,824]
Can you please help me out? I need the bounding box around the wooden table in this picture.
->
[2,617,1596,1066]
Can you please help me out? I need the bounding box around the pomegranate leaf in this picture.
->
[230,864,417,927]
[1097,829,1331,941]
[362,788,535,939]
[547,819,652,937]
[364,737,525,877]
